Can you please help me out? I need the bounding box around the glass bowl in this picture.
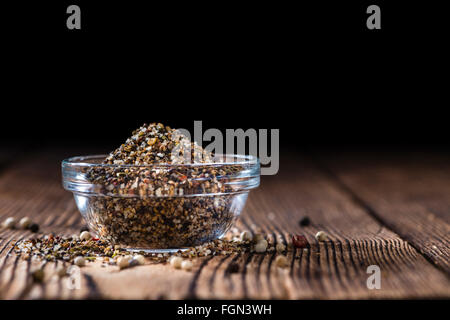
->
[62,154,260,252]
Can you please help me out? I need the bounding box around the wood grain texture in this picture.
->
[318,152,450,274]
[0,150,449,299]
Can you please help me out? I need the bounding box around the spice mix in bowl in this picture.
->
[62,123,260,252]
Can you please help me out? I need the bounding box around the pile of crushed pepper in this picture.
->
[80,123,246,249]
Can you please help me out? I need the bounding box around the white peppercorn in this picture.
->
[181,260,193,271]
[2,217,16,229]
[19,217,32,229]
[315,231,328,242]
[169,256,183,269]
[240,230,252,242]
[254,239,268,253]
[74,256,86,267]
[133,254,146,265]
[80,231,91,241]
[117,256,131,269]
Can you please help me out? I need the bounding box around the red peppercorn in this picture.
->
[292,235,308,248]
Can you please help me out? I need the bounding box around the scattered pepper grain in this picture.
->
[292,235,308,248]
[315,231,328,242]
[19,217,32,229]
[181,260,193,271]
[169,256,183,269]
[80,231,91,241]
[254,239,268,253]
[2,217,16,229]
[299,216,311,227]
[276,243,286,253]
[29,223,39,233]
[133,254,146,265]
[117,256,131,269]
[74,256,86,267]
[275,255,288,268]
[240,230,252,242]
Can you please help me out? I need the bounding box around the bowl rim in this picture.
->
[62,154,259,168]
[62,154,260,198]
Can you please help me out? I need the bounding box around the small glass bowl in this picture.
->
[62,154,260,252]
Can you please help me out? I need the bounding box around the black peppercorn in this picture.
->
[299,216,311,227]
[29,223,39,233]
[80,226,89,233]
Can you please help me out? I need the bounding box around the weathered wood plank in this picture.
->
[238,155,450,298]
[318,152,450,274]
[0,151,449,299]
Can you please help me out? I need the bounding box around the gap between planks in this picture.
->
[311,153,450,277]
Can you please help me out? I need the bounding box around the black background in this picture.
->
[1,1,448,152]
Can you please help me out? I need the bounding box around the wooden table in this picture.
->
[0,148,449,299]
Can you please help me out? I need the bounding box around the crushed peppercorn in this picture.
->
[82,123,244,249]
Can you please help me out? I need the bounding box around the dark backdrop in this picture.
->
[1,1,448,152]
